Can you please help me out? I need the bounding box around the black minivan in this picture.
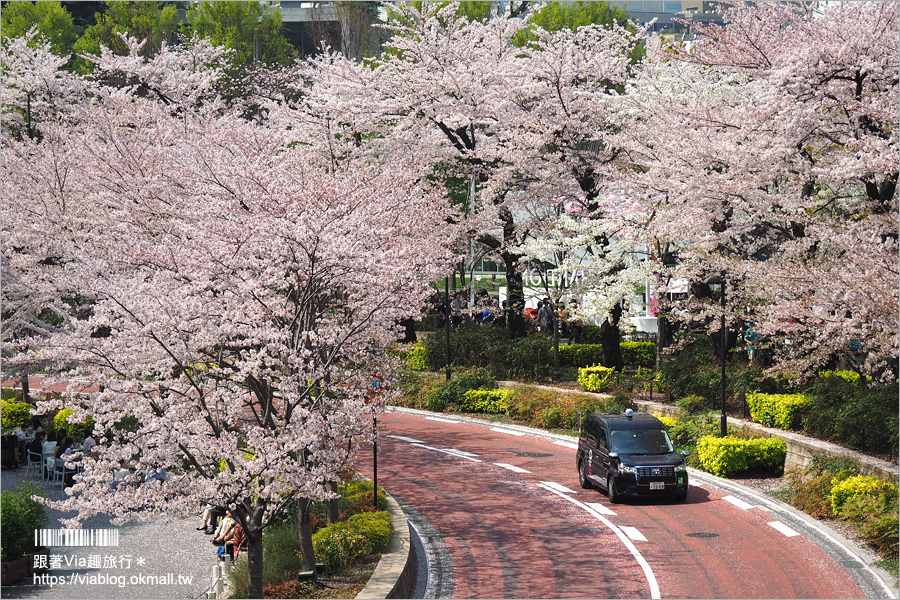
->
[576,409,689,503]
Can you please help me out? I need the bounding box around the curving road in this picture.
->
[354,408,896,600]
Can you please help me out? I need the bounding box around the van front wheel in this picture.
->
[607,476,620,504]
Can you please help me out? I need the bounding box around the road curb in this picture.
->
[355,492,415,599]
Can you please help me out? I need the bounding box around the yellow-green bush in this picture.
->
[696,435,786,478]
[312,510,393,575]
[461,389,511,414]
[831,475,898,517]
[655,414,678,429]
[746,392,809,430]
[1,400,33,431]
[818,370,871,385]
[53,407,95,440]
[406,343,429,371]
[578,365,615,393]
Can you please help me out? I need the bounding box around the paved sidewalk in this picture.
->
[1,465,218,599]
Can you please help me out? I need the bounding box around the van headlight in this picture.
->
[618,463,636,474]
[674,464,686,472]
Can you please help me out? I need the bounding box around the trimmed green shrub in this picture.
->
[818,370,871,385]
[1,388,19,401]
[1,399,33,430]
[620,341,656,368]
[746,392,809,430]
[831,476,898,517]
[53,407,95,440]
[695,435,786,478]
[312,510,393,575]
[406,343,429,371]
[556,344,603,368]
[581,325,602,344]
[578,365,615,393]
[461,389,511,414]
[503,334,552,380]
[1,482,50,562]
[675,394,712,414]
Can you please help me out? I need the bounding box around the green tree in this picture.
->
[183,1,297,68]
[0,1,77,56]
[72,1,180,73]
[513,1,630,46]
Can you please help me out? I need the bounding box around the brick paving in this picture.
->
[1,463,218,599]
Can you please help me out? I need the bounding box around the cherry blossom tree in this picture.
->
[1,38,452,598]
[301,1,642,342]
[613,1,898,380]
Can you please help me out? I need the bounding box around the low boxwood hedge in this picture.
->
[1,399,33,431]
[577,365,616,393]
[831,475,898,518]
[696,435,786,478]
[461,389,511,414]
[746,392,809,430]
[312,510,393,575]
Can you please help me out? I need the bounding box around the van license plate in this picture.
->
[649,481,665,490]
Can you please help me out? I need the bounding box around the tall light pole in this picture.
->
[705,275,727,437]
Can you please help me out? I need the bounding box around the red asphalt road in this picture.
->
[355,411,865,600]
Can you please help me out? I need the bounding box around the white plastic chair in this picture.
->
[48,458,66,488]
[25,449,42,478]
[41,442,56,481]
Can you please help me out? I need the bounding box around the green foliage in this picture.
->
[801,378,898,456]
[53,407,95,440]
[818,370,871,385]
[228,519,305,598]
[1,388,19,401]
[1,400,33,430]
[864,514,899,559]
[620,341,656,368]
[674,394,712,414]
[184,1,298,68]
[556,344,603,368]
[1,482,50,562]
[0,1,76,56]
[695,435,786,478]
[830,476,898,518]
[578,365,615,392]
[406,342,429,371]
[312,511,393,575]
[461,389,511,414]
[513,1,630,47]
[336,480,388,515]
[581,325,602,344]
[503,334,552,380]
[746,392,809,430]
[73,1,180,72]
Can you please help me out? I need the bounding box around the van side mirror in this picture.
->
[680,450,690,457]
[608,452,618,459]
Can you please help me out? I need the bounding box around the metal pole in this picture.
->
[445,276,451,382]
[373,414,378,511]
[720,282,727,437]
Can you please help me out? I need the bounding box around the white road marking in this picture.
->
[554,440,578,449]
[539,481,577,494]
[443,448,479,457]
[768,521,800,537]
[538,483,661,599]
[387,435,424,443]
[494,463,530,473]
[585,502,617,516]
[491,427,525,436]
[722,495,755,510]
[411,443,482,462]
[425,417,458,423]
[620,526,648,542]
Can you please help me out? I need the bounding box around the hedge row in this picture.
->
[461,389,511,414]
[746,392,809,430]
[577,365,616,393]
[312,511,393,575]
[1,399,33,430]
[695,435,786,478]
[831,475,898,518]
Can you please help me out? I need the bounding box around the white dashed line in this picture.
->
[722,495,755,510]
[768,521,800,537]
[490,427,525,436]
[585,502,617,516]
[539,481,577,494]
[424,417,458,423]
[410,443,482,462]
[494,463,531,473]
[538,483,661,599]
[387,435,424,443]
[620,526,647,542]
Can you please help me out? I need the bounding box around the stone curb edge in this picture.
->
[355,492,415,599]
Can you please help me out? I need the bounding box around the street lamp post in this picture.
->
[705,275,728,437]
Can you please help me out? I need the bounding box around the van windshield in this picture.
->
[609,429,675,455]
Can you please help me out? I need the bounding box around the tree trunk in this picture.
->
[600,304,624,371]
[655,315,667,373]
[297,497,317,573]
[20,371,29,404]
[502,249,526,339]
[327,481,339,524]
[246,504,266,599]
